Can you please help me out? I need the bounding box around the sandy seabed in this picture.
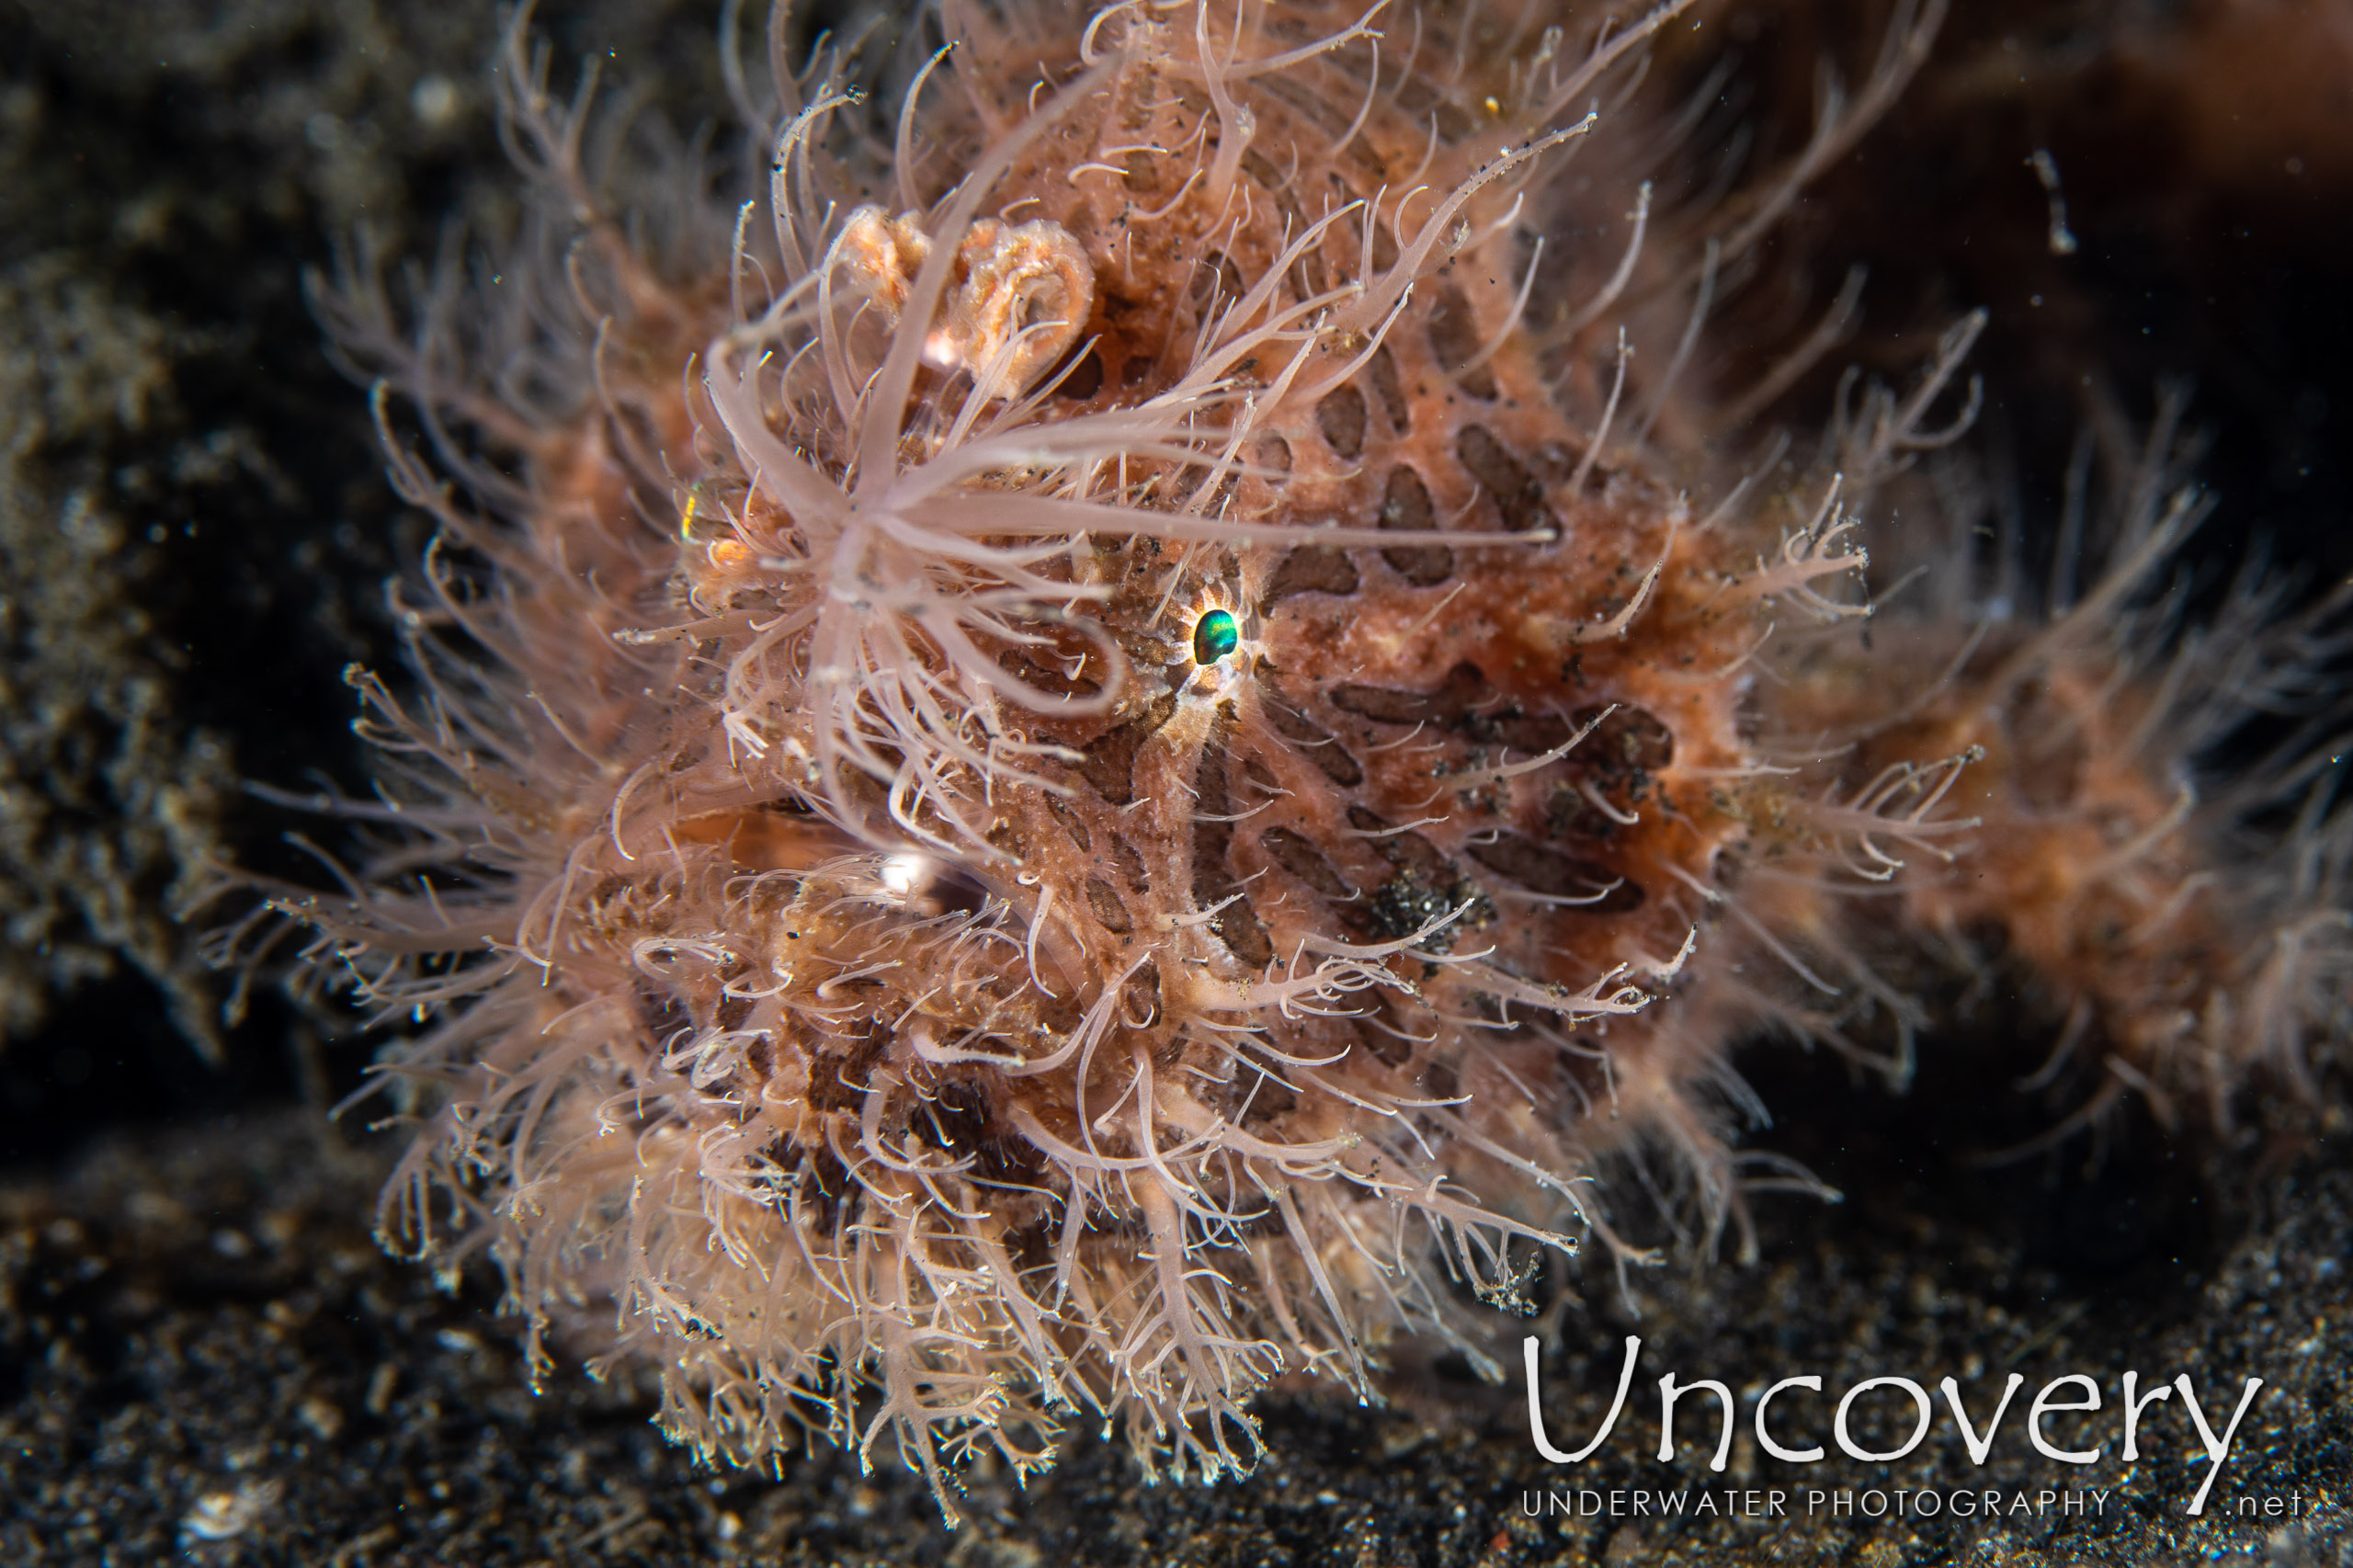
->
[0,1,2347,1562]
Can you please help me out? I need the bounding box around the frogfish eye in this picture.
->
[1192,608,1239,665]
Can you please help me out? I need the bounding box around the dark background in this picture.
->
[0,2,2346,1562]
[3,0,2347,1176]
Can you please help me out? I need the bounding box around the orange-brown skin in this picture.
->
[267,0,2344,1517]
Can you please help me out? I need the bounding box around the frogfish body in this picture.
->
[267,0,2348,1508]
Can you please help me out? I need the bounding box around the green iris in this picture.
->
[1192,608,1239,665]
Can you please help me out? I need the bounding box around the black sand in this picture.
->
[2,3,2347,1562]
